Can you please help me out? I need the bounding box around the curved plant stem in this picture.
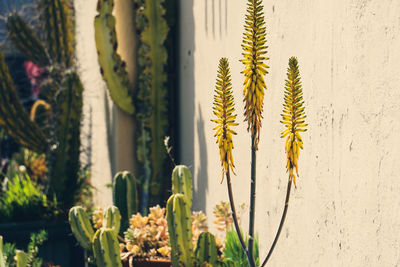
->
[226,168,249,258]
[261,176,292,267]
[248,132,257,267]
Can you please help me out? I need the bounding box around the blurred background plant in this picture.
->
[1,230,48,267]
[0,172,61,223]
[0,0,91,216]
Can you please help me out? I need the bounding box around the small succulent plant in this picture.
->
[213,201,234,233]
[122,205,170,259]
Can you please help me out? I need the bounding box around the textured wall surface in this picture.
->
[179,0,400,266]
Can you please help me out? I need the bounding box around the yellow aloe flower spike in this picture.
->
[281,57,307,187]
[241,0,269,148]
[212,58,238,182]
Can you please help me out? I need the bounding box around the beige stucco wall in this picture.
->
[180,0,400,266]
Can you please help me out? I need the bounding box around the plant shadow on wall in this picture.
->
[211,1,308,266]
[195,105,208,212]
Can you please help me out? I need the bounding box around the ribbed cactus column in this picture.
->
[69,206,95,250]
[112,171,138,233]
[166,193,194,267]
[195,232,218,267]
[92,228,122,267]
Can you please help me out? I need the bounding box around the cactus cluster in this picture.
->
[0,0,84,209]
[69,206,122,267]
[94,0,171,213]
[166,165,219,267]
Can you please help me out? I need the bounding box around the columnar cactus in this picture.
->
[171,165,193,209]
[69,206,123,266]
[166,193,194,267]
[195,232,218,267]
[112,171,138,233]
[94,0,134,114]
[167,166,219,267]
[94,0,171,213]
[69,206,95,250]
[92,228,122,267]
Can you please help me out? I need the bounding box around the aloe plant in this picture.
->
[0,0,84,209]
[211,2,308,266]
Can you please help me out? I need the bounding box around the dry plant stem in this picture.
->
[261,176,293,267]
[226,168,248,258]
[248,132,257,267]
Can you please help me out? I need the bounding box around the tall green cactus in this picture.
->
[0,236,5,267]
[171,165,193,210]
[69,206,95,250]
[69,206,122,267]
[166,193,194,267]
[166,166,219,267]
[135,0,170,211]
[195,232,218,267]
[92,228,122,267]
[15,251,28,267]
[94,0,171,213]
[112,171,138,233]
[94,0,134,114]
[0,0,84,210]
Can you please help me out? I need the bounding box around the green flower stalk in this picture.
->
[261,57,307,266]
[241,1,269,266]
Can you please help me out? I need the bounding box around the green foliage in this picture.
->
[0,231,47,267]
[112,171,138,233]
[94,0,134,114]
[0,173,60,223]
[223,230,259,267]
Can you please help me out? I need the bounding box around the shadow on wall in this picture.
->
[204,0,228,38]
[179,0,195,175]
[195,105,208,212]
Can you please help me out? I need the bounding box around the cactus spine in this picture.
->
[69,206,95,250]
[166,193,194,267]
[92,228,122,267]
[195,232,218,267]
[112,171,138,233]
